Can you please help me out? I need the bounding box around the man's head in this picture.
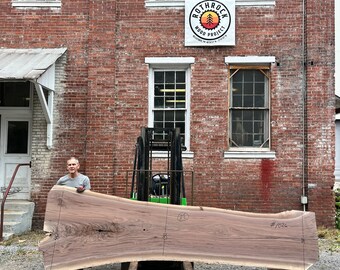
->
[67,157,80,177]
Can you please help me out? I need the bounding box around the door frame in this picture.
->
[0,83,33,200]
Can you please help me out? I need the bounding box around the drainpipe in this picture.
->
[301,0,308,211]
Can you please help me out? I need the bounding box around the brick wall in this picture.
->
[111,0,335,226]
[305,0,336,226]
[30,55,67,228]
[0,0,335,228]
[0,0,91,227]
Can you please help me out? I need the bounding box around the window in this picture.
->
[7,121,30,154]
[145,0,275,8]
[0,82,31,107]
[229,68,269,148]
[153,70,186,139]
[225,56,275,159]
[12,0,61,8]
[146,57,194,155]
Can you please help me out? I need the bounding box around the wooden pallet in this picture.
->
[39,186,319,270]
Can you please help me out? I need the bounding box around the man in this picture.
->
[56,157,91,193]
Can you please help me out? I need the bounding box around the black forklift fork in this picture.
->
[130,127,186,205]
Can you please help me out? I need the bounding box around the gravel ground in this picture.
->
[0,231,339,270]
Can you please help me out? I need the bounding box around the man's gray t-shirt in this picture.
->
[56,173,91,189]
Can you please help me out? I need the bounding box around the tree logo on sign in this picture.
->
[189,0,231,41]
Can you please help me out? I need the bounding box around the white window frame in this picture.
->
[145,0,275,9]
[145,57,194,158]
[12,0,61,8]
[224,56,276,159]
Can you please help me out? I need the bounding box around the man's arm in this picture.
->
[76,175,91,193]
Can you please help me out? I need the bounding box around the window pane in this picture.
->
[154,121,163,129]
[165,96,175,108]
[176,71,185,83]
[244,82,253,95]
[176,84,186,91]
[155,72,164,83]
[243,70,253,82]
[244,96,253,107]
[165,84,175,91]
[154,111,163,121]
[232,70,242,82]
[165,111,174,121]
[7,121,29,154]
[154,97,164,108]
[165,71,175,83]
[244,134,253,146]
[255,82,264,94]
[232,95,242,107]
[175,111,185,121]
[254,110,264,120]
[254,121,263,133]
[243,121,252,133]
[177,91,185,99]
[255,95,264,107]
[176,122,185,134]
[0,82,30,107]
[176,98,186,108]
[233,110,242,119]
[165,122,173,129]
[154,84,163,96]
[255,70,265,81]
[245,110,253,119]
[153,69,187,150]
[230,83,269,149]
[232,82,242,93]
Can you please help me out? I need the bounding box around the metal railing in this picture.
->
[0,162,31,241]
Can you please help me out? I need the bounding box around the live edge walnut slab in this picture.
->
[39,186,319,270]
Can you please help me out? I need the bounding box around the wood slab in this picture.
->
[39,186,319,270]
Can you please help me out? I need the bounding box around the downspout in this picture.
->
[301,0,308,211]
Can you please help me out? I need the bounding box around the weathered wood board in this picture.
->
[39,186,319,270]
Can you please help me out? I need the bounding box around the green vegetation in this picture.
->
[1,230,45,247]
[336,188,340,229]
[317,226,340,252]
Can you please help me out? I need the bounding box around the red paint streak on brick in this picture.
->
[261,160,274,202]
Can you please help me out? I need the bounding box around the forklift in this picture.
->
[130,127,187,205]
[122,127,193,270]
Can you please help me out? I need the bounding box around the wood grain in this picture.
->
[39,186,319,270]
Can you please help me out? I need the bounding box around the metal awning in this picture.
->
[0,48,67,149]
[0,48,67,90]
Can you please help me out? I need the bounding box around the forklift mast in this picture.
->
[131,127,185,205]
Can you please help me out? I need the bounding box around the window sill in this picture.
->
[224,151,276,159]
[152,151,194,159]
[145,0,275,9]
[12,1,61,8]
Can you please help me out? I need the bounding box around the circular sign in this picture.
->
[189,0,231,41]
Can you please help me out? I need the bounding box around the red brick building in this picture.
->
[0,0,335,229]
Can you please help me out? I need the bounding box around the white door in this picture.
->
[0,82,32,200]
[0,117,31,199]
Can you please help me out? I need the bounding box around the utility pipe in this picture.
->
[301,0,307,211]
